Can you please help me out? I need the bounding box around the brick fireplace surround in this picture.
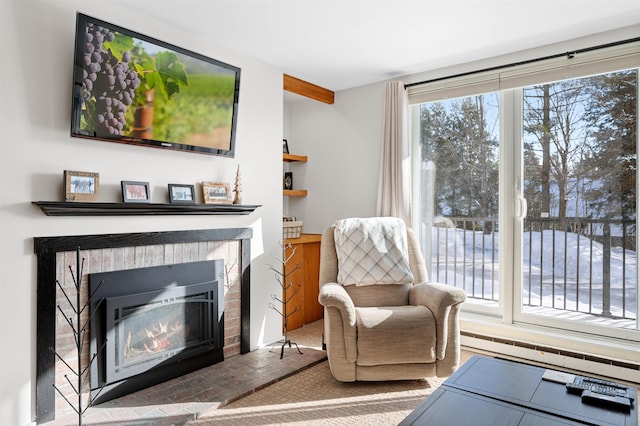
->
[34,228,252,424]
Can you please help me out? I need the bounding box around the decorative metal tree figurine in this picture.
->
[233,165,242,205]
[268,243,303,358]
[52,247,106,426]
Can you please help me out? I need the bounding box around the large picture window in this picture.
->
[409,42,639,342]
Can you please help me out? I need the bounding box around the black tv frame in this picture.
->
[70,13,241,157]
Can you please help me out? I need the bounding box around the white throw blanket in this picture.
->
[334,217,414,286]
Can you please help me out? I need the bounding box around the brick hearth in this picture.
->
[42,321,326,426]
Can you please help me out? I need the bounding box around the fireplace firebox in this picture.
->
[89,260,224,403]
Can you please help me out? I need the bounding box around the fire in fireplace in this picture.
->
[89,260,224,403]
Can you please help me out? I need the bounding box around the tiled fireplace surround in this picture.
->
[34,228,252,424]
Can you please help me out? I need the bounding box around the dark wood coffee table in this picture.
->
[401,355,637,425]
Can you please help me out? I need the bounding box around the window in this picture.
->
[409,42,640,341]
[415,93,501,307]
[518,71,638,336]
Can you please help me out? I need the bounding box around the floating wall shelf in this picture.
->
[283,153,308,197]
[283,190,307,197]
[283,153,308,163]
[33,201,261,216]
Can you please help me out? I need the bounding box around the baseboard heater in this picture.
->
[461,331,640,384]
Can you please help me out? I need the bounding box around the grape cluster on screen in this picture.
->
[81,24,141,135]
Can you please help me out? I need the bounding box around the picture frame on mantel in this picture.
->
[168,184,196,204]
[121,181,151,203]
[202,181,232,204]
[64,170,99,202]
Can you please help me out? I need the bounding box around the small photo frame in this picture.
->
[64,170,99,202]
[121,181,151,203]
[283,139,290,154]
[168,184,196,204]
[283,172,293,190]
[202,181,232,204]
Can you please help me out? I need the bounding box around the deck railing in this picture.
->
[428,217,637,320]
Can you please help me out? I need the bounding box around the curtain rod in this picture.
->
[404,36,640,89]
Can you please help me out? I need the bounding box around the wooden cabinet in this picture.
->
[283,153,308,197]
[284,233,323,331]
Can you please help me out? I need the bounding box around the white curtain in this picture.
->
[376,81,412,226]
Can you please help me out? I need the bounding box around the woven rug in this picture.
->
[186,350,476,425]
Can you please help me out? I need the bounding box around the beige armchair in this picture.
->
[318,218,467,382]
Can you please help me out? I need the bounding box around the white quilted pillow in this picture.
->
[334,217,414,286]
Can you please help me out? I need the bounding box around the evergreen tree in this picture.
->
[582,70,637,220]
[419,95,499,224]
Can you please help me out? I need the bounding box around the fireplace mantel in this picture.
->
[33,201,261,216]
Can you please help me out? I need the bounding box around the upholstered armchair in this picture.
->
[318,217,467,382]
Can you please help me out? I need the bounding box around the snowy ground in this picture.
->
[426,226,637,322]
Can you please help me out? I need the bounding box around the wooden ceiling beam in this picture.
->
[283,74,334,104]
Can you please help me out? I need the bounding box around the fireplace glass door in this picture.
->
[106,281,216,383]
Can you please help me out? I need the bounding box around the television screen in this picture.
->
[71,13,241,157]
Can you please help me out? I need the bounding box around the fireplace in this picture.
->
[89,260,225,403]
[34,228,252,424]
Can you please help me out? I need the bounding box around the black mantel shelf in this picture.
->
[33,201,261,216]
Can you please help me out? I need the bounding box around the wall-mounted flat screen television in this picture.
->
[71,13,241,157]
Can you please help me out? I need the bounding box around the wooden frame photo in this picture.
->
[168,184,196,204]
[64,170,99,202]
[202,181,232,204]
[121,181,151,203]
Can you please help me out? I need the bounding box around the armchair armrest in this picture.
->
[318,282,358,362]
[409,282,467,360]
[318,282,356,327]
[410,282,467,310]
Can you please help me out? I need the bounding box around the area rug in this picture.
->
[186,350,476,425]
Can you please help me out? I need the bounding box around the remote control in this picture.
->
[566,376,634,401]
[581,390,632,411]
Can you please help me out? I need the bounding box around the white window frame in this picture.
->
[408,41,640,364]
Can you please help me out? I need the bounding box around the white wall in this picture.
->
[285,82,386,234]
[0,1,284,424]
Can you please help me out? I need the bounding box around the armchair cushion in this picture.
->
[356,305,436,365]
[334,217,414,286]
